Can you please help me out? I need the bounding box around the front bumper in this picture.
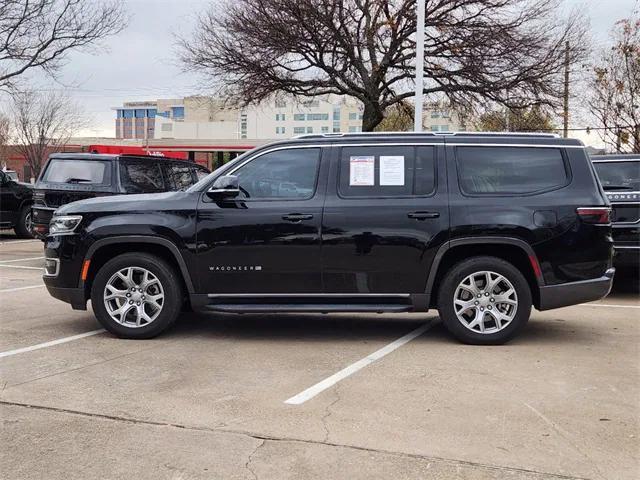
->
[538,268,615,310]
[31,206,54,238]
[43,283,87,310]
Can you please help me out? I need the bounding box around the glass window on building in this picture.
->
[430,111,440,118]
[293,113,306,121]
[275,113,286,121]
[348,126,361,132]
[293,126,305,134]
[171,106,185,118]
[123,109,134,119]
[349,112,358,120]
[307,113,329,121]
[333,106,341,120]
[275,100,287,108]
[430,125,439,131]
[306,126,313,133]
[333,122,340,133]
[321,126,329,133]
[439,124,450,131]
[147,109,157,118]
[134,109,146,118]
[117,110,124,118]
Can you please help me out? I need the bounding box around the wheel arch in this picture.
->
[82,236,195,297]
[426,237,543,309]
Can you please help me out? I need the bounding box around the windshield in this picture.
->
[41,159,111,185]
[594,161,640,191]
[186,151,251,192]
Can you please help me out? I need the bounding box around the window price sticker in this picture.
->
[349,156,375,186]
[380,156,405,185]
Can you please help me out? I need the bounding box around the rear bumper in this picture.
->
[43,283,87,310]
[538,268,615,310]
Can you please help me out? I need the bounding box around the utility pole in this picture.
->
[563,41,570,138]
[414,0,425,132]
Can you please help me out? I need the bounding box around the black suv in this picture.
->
[32,153,210,237]
[42,133,614,344]
[0,169,34,237]
[592,154,639,273]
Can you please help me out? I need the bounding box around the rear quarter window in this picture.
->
[456,146,569,195]
[40,159,111,185]
[119,160,165,193]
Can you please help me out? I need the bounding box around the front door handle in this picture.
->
[408,211,440,220]
[282,213,314,222]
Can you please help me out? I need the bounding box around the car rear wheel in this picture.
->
[14,205,33,238]
[437,256,532,345]
[91,253,182,339]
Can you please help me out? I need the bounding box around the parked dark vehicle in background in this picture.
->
[42,132,614,344]
[592,154,640,275]
[0,169,34,238]
[32,153,210,238]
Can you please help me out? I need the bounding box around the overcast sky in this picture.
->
[5,0,637,143]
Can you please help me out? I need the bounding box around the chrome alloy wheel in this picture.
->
[24,211,32,233]
[103,267,164,328]
[453,271,518,334]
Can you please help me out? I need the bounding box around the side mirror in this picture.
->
[206,175,240,199]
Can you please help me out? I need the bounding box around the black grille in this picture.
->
[612,204,640,223]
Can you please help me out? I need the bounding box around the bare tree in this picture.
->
[179,0,588,131]
[475,105,556,132]
[0,113,10,169]
[589,13,640,153]
[0,0,126,91]
[10,89,85,177]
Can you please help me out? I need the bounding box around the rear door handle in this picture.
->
[407,211,440,220]
[282,213,314,222]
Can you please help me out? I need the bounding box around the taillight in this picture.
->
[577,207,611,224]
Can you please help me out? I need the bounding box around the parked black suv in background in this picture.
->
[32,153,210,237]
[42,133,614,344]
[592,154,639,274]
[0,169,33,238]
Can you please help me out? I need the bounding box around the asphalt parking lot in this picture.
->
[0,232,638,480]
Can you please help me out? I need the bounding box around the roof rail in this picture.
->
[293,131,559,139]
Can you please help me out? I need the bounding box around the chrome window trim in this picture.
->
[593,158,640,163]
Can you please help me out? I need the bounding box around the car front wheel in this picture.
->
[14,205,33,238]
[437,256,532,345]
[90,253,182,339]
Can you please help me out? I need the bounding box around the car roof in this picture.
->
[256,131,583,149]
[48,152,198,163]
[591,154,640,162]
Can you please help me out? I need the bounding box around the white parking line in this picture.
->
[0,256,44,263]
[0,239,41,245]
[0,329,106,359]
[284,321,434,405]
[0,264,42,270]
[0,284,44,293]
[582,303,640,309]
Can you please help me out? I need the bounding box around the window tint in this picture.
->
[457,147,568,194]
[193,166,209,181]
[594,161,640,191]
[166,163,194,191]
[339,146,436,197]
[120,160,165,193]
[41,159,110,185]
[233,148,320,200]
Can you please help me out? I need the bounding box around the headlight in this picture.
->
[49,215,83,235]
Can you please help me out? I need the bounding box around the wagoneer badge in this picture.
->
[209,265,263,271]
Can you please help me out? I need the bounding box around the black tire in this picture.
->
[437,256,532,345]
[13,205,33,238]
[91,253,182,339]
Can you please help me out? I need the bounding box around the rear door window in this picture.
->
[119,160,165,193]
[338,145,436,197]
[456,147,568,195]
[40,159,111,185]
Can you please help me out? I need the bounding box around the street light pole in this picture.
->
[414,0,425,132]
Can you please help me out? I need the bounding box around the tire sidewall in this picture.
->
[14,205,33,238]
[438,257,532,345]
[91,253,182,339]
